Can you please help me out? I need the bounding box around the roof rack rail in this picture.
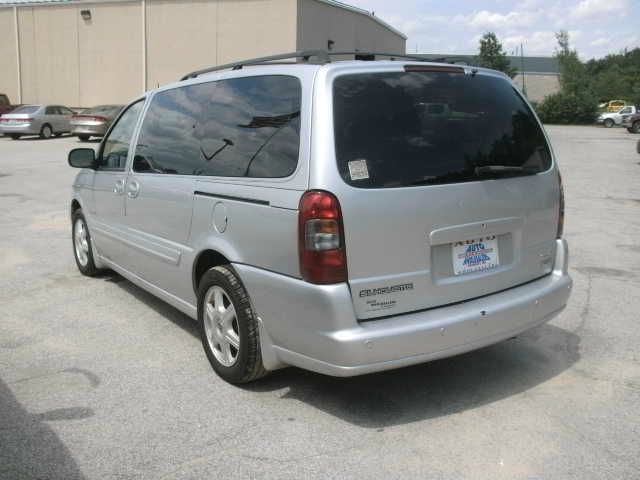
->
[179,50,463,81]
[180,50,331,81]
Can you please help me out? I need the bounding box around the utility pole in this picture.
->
[520,43,527,97]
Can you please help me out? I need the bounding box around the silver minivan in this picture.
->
[68,52,572,384]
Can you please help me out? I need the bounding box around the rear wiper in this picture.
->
[474,165,537,176]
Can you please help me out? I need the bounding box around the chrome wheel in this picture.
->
[73,218,90,267]
[203,285,240,367]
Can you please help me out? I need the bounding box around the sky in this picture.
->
[345,0,640,60]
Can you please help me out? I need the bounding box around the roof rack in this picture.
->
[179,50,450,81]
[180,50,330,80]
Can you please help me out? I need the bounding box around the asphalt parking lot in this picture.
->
[1,126,639,480]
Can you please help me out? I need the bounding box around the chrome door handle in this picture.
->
[114,179,125,195]
[127,180,140,198]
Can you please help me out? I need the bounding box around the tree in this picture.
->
[536,31,597,124]
[554,30,589,96]
[476,32,517,78]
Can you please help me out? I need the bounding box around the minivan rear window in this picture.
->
[333,71,551,188]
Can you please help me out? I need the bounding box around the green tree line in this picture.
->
[477,31,640,124]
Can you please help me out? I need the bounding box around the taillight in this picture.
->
[298,190,347,284]
[91,116,108,122]
[557,171,565,238]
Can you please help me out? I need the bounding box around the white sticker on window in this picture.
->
[348,159,369,180]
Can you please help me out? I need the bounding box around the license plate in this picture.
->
[452,236,500,275]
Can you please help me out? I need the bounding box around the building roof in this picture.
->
[314,0,407,40]
[0,0,72,3]
[417,54,560,74]
[0,0,407,40]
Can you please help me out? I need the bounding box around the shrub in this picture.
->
[536,91,598,124]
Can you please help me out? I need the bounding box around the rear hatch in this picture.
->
[331,66,560,320]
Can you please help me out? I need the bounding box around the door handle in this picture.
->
[127,180,140,199]
[113,179,125,195]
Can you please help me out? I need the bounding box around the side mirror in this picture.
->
[68,148,96,169]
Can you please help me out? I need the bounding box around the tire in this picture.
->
[71,209,100,276]
[603,118,614,128]
[628,128,634,133]
[632,121,640,134]
[198,265,267,384]
[78,135,90,142]
[9,134,20,140]
[40,124,53,139]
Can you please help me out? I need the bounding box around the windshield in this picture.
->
[11,105,40,114]
[333,71,552,188]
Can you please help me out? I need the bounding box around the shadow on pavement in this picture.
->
[0,379,89,480]
[246,323,579,428]
[109,273,579,428]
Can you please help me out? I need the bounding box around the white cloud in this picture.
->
[503,31,558,55]
[345,0,638,59]
[466,10,537,29]
[572,0,629,19]
[590,37,611,47]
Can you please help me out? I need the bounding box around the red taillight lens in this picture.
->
[92,116,108,122]
[298,190,347,284]
[557,171,565,238]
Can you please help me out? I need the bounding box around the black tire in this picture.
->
[603,118,614,128]
[9,134,20,140]
[78,135,90,142]
[198,265,267,384]
[632,121,640,134]
[71,209,100,276]
[40,124,53,139]
[628,128,634,133]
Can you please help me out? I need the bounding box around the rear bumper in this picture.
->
[0,124,39,135]
[71,124,107,136]
[235,238,572,377]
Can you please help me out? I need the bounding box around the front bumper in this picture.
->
[235,238,572,377]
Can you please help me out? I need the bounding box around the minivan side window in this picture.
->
[133,75,301,178]
[97,100,144,171]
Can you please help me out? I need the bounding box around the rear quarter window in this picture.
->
[333,71,551,188]
[133,75,301,177]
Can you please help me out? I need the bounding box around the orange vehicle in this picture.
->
[600,100,627,112]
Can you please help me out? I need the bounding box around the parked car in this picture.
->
[597,105,637,128]
[67,53,572,384]
[0,93,20,116]
[0,104,75,139]
[598,99,627,112]
[622,111,640,133]
[70,105,124,141]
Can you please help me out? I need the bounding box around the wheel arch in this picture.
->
[192,249,231,295]
[70,198,82,218]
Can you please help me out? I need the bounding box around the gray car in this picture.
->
[70,105,124,141]
[0,104,74,139]
[67,53,572,384]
